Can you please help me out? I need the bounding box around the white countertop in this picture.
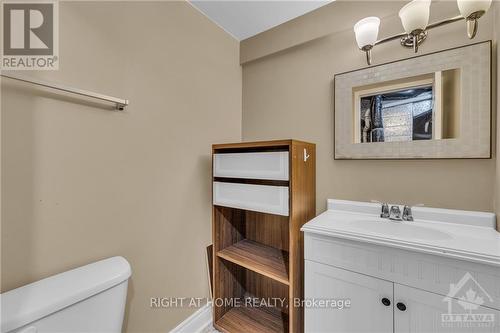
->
[302,200,500,267]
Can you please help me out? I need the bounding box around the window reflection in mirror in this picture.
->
[353,69,460,143]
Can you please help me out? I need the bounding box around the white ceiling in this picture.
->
[189,1,334,41]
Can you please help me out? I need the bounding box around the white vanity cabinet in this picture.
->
[306,258,500,333]
[305,261,393,333]
[394,284,499,333]
[302,199,500,333]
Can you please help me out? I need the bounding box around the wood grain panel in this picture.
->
[245,271,289,314]
[245,210,289,251]
[288,141,316,333]
[217,239,289,285]
[216,305,288,333]
[214,206,245,252]
[213,206,246,321]
[214,259,246,321]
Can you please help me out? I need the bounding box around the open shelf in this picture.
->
[217,239,289,285]
[216,304,288,333]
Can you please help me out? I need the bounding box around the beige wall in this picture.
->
[242,0,496,214]
[1,1,241,332]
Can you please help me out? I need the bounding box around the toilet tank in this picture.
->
[0,256,131,333]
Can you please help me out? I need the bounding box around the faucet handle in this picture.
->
[381,203,390,218]
[402,205,413,221]
[372,200,390,218]
[402,203,424,221]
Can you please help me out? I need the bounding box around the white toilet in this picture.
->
[0,256,131,333]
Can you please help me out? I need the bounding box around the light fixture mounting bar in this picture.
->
[426,15,463,29]
[374,32,407,46]
[374,15,464,47]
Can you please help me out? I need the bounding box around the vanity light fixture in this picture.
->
[457,0,492,38]
[399,0,431,53]
[354,17,381,65]
[354,0,492,65]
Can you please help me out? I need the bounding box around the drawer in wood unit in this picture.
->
[213,152,289,180]
[213,181,289,216]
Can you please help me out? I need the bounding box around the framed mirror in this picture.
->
[334,41,491,159]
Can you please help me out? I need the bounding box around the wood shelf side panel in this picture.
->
[214,206,246,252]
[288,141,316,333]
[213,259,246,322]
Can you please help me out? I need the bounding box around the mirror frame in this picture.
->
[334,41,492,160]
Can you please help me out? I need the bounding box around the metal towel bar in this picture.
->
[1,74,129,110]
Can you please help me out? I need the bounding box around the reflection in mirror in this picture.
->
[353,69,460,143]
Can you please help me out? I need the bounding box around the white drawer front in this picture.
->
[213,181,289,216]
[213,152,289,180]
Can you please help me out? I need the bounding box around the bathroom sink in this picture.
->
[348,219,453,240]
[302,199,500,267]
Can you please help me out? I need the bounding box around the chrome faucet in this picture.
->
[373,201,423,222]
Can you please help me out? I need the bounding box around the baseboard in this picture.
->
[170,303,213,333]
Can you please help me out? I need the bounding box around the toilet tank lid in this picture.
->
[0,256,131,333]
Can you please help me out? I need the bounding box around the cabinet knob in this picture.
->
[397,302,407,311]
[381,298,391,306]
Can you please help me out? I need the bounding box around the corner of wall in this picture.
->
[494,1,500,231]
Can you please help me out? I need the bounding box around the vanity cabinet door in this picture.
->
[304,261,393,333]
[394,284,500,333]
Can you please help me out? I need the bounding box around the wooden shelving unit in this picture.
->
[212,140,316,333]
